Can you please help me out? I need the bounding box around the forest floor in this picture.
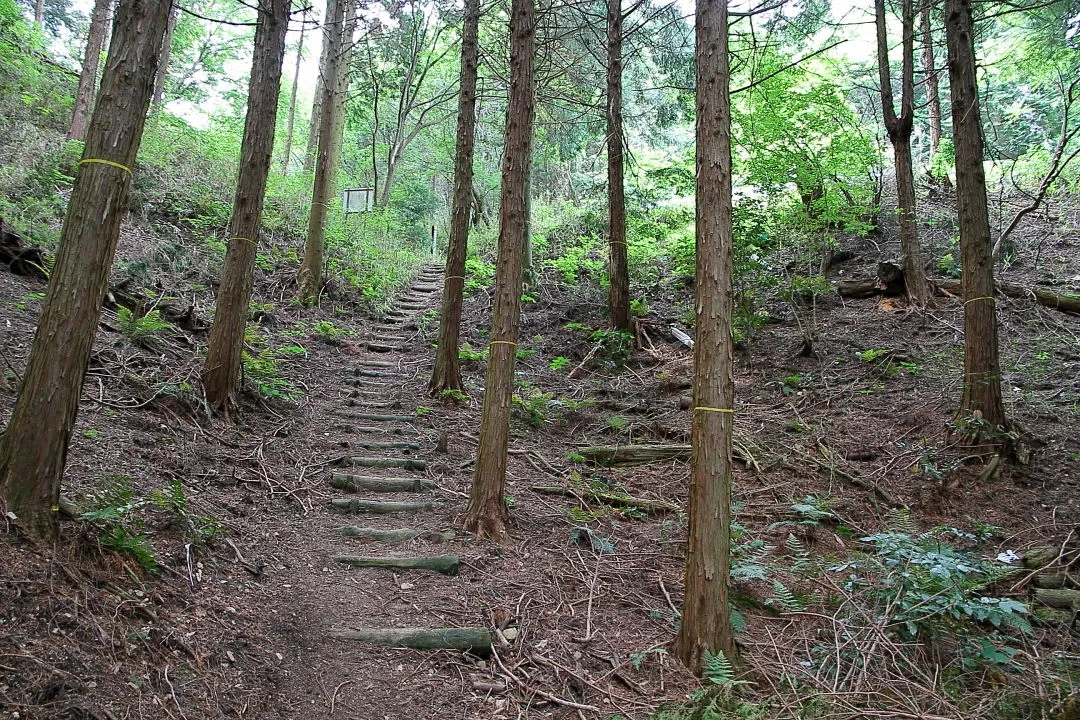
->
[1,201,1079,720]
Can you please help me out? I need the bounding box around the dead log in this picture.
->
[0,217,49,280]
[339,526,456,542]
[836,261,906,298]
[530,485,679,513]
[331,474,433,492]
[579,442,758,469]
[1034,588,1080,609]
[351,440,420,451]
[935,278,1080,315]
[329,498,439,513]
[333,555,460,574]
[331,410,414,423]
[329,626,492,655]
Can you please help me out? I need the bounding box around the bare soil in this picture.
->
[1,203,1078,719]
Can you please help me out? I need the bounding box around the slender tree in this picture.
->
[281,13,306,174]
[920,2,943,165]
[429,0,481,395]
[33,0,43,27]
[673,0,737,672]
[202,0,290,412]
[876,0,930,306]
[0,0,171,539]
[606,0,630,332]
[463,0,534,539]
[150,4,177,114]
[297,0,348,304]
[304,3,335,173]
[328,0,357,176]
[944,0,1007,440]
[68,0,113,142]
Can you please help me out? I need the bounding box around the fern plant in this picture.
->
[116,307,170,344]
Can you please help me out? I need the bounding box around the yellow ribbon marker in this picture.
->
[230,237,257,247]
[693,407,734,413]
[445,276,466,282]
[964,296,996,305]
[489,340,517,348]
[79,158,132,175]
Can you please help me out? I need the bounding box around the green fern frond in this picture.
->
[703,649,735,685]
[886,507,916,535]
[767,580,805,611]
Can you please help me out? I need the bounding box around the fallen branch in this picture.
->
[578,442,758,469]
[492,648,600,712]
[530,485,679,513]
[934,278,1079,315]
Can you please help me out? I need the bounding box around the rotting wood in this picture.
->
[530,485,679,513]
[0,217,49,279]
[333,555,460,574]
[1034,574,1071,590]
[331,474,433,492]
[579,442,757,469]
[345,457,426,471]
[339,526,456,542]
[329,498,440,513]
[331,410,414,423]
[935,278,1080,316]
[329,627,491,654]
[331,424,418,436]
[1034,588,1080,610]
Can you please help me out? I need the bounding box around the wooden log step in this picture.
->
[330,498,440,513]
[370,334,409,343]
[350,440,421,450]
[332,555,460,574]
[1035,588,1080,609]
[350,368,399,378]
[332,474,432,492]
[367,342,405,353]
[411,285,438,292]
[331,423,418,436]
[374,324,414,333]
[339,526,456,542]
[332,410,414,423]
[345,456,426,471]
[354,360,397,368]
[329,627,491,655]
[343,400,403,410]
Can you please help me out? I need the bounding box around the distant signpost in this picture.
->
[343,187,375,213]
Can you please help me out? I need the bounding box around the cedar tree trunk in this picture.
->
[463,0,534,540]
[672,0,737,672]
[876,0,930,306]
[151,4,177,114]
[305,4,335,174]
[281,16,306,174]
[297,0,348,305]
[68,0,113,142]
[944,0,1007,438]
[606,0,630,332]
[202,0,290,413]
[329,0,357,179]
[921,2,942,163]
[0,0,171,539]
[429,0,480,395]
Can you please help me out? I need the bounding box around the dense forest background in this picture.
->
[0,0,1078,718]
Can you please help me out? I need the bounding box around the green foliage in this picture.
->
[437,389,469,405]
[512,385,555,425]
[79,475,157,571]
[549,356,570,371]
[116,307,171,345]
[312,320,351,345]
[241,330,306,400]
[458,344,486,362]
[590,329,635,370]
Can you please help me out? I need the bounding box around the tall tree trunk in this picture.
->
[944,0,1007,441]
[68,0,113,142]
[305,4,335,174]
[0,0,171,540]
[329,0,356,178]
[297,0,347,304]
[33,0,43,28]
[672,0,737,674]
[151,4,177,114]
[429,0,480,395]
[921,2,942,163]
[202,0,290,413]
[876,0,930,306]
[606,0,630,332]
[463,0,534,540]
[281,15,306,174]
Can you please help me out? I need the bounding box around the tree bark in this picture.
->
[68,0,113,142]
[463,0,534,540]
[0,0,171,540]
[920,2,942,164]
[150,4,177,114]
[606,0,631,332]
[945,0,1007,441]
[329,0,357,180]
[297,0,348,305]
[876,0,930,306]
[304,3,335,174]
[280,14,306,174]
[202,0,290,413]
[673,0,737,673]
[33,0,44,27]
[429,0,480,395]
